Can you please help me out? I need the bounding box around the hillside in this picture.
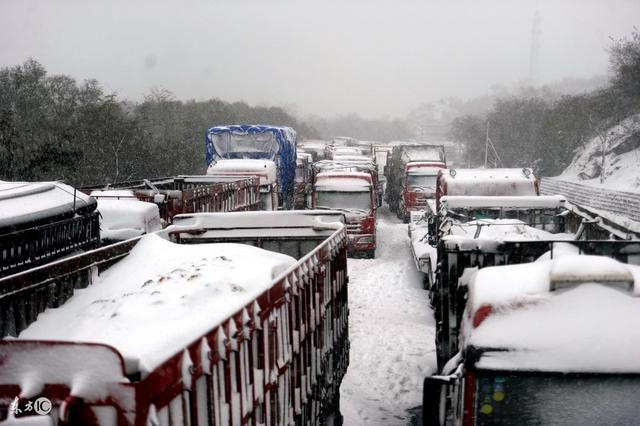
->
[557,114,640,192]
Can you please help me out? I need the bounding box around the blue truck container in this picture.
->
[205,125,297,208]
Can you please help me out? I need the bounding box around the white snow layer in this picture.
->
[314,172,372,190]
[441,195,565,209]
[340,207,436,425]
[441,168,537,197]
[0,181,93,228]
[97,199,162,241]
[464,255,640,372]
[19,234,296,376]
[442,219,574,251]
[558,113,640,193]
[207,159,277,184]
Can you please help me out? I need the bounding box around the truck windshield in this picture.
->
[407,174,437,191]
[210,132,278,160]
[316,191,371,212]
[474,372,640,425]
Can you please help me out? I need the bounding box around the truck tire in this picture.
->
[366,249,376,259]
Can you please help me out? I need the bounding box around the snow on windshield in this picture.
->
[407,174,437,190]
[317,190,371,211]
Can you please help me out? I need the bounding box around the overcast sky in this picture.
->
[0,0,637,117]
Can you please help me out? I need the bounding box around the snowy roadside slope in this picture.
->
[340,207,436,425]
[558,113,640,192]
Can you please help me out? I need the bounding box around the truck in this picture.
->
[84,175,261,225]
[0,210,349,425]
[313,171,377,258]
[384,144,446,222]
[410,194,569,294]
[312,158,381,207]
[205,125,297,209]
[423,242,640,425]
[0,181,100,278]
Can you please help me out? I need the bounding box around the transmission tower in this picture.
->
[529,8,541,86]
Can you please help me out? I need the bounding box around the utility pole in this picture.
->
[484,121,490,168]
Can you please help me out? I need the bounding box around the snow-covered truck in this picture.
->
[313,159,381,208]
[423,244,640,425]
[0,181,100,278]
[85,175,260,225]
[430,197,574,368]
[435,168,539,212]
[205,125,297,210]
[0,210,349,425]
[313,171,377,258]
[384,144,446,222]
[410,194,569,293]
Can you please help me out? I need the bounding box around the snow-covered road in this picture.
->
[340,207,437,425]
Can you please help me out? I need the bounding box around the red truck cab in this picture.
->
[313,171,377,258]
[400,161,446,222]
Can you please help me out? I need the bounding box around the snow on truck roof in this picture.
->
[314,172,372,191]
[18,233,297,376]
[441,195,566,209]
[207,159,277,183]
[463,254,640,373]
[97,199,162,241]
[399,145,446,163]
[0,181,95,230]
[440,168,538,197]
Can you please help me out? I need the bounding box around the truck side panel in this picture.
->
[0,213,349,426]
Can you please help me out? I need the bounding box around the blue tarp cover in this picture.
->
[205,125,297,200]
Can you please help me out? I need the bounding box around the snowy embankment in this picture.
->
[557,113,640,192]
[341,207,436,425]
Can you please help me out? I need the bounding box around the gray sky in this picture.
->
[0,0,637,117]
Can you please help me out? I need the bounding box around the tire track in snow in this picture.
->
[340,206,437,425]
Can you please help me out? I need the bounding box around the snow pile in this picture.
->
[0,342,130,401]
[97,199,162,241]
[558,113,640,192]
[19,234,296,376]
[463,254,640,372]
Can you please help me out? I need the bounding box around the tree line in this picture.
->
[450,30,640,178]
[0,60,321,186]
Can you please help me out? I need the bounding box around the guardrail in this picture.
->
[0,212,101,279]
[540,177,640,232]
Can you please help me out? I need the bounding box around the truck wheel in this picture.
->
[366,249,375,259]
